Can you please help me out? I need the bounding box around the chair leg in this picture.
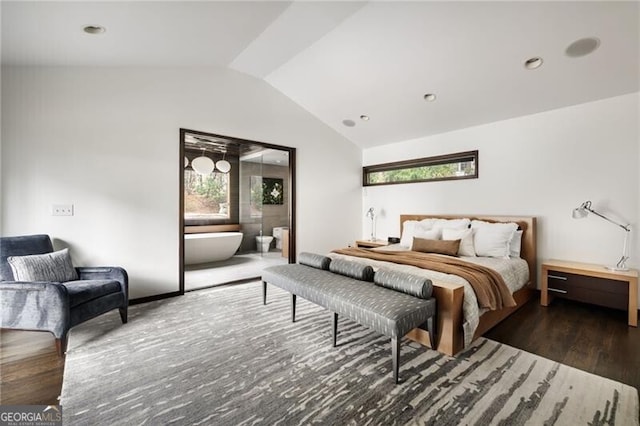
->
[291,294,296,322]
[119,307,128,324]
[332,312,338,347]
[262,281,267,305]
[55,335,68,357]
[391,337,400,384]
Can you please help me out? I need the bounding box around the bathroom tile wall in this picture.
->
[239,161,289,253]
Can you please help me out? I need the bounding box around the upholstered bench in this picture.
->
[261,252,436,383]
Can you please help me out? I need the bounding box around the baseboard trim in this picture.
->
[129,291,182,305]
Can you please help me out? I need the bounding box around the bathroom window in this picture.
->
[184,169,230,220]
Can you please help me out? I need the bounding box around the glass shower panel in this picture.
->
[239,150,264,256]
[239,147,290,259]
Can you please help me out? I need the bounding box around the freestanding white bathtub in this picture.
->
[184,232,243,265]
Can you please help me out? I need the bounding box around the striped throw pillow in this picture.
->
[8,248,78,282]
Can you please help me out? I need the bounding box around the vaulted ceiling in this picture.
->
[3,1,638,148]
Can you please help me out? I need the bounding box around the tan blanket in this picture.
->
[332,248,516,311]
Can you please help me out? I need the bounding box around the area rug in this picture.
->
[61,281,639,425]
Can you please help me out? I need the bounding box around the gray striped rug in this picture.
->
[61,281,639,425]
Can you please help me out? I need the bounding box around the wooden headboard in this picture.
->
[400,214,537,286]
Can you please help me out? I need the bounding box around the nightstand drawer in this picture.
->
[547,270,628,310]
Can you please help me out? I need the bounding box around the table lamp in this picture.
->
[365,207,376,241]
[572,200,631,271]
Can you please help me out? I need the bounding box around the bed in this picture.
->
[330,214,537,356]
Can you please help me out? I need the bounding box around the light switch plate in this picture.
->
[52,204,74,216]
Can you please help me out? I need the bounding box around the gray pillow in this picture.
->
[8,248,78,282]
[298,252,331,270]
[374,269,433,299]
[329,259,374,282]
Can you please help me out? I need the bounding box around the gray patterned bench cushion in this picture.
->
[328,258,374,281]
[298,252,331,270]
[374,269,432,299]
[262,264,435,338]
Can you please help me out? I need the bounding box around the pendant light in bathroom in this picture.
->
[216,151,231,173]
[191,148,215,175]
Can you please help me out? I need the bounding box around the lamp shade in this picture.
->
[572,201,591,219]
[366,207,375,219]
[216,159,231,173]
[192,156,215,175]
[572,207,588,219]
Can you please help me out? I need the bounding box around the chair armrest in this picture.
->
[75,266,129,298]
[0,281,64,292]
[0,281,70,338]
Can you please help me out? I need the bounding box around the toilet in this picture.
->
[272,226,289,250]
[256,236,274,253]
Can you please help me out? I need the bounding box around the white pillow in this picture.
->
[400,221,419,248]
[472,222,518,258]
[509,230,523,258]
[400,221,442,247]
[432,218,471,230]
[442,228,476,257]
[472,220,522,258]
[418,218,438,229]
[414,227,441,241]
[470,219,491,229]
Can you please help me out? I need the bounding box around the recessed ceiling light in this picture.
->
[524,57,543,70]
[565,37,600,58]
[423,93,436,102]
[83,25,106,35]
[342,119,356,127]
[360,115,370,121]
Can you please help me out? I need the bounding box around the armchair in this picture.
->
[0,234,128,356]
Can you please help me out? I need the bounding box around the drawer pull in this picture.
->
[548,275,567,281]
[548,288,568,294]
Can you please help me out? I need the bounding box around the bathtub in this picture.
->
[184,232,243,265]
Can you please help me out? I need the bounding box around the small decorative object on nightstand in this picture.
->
[355,239,388,249]
[541,259,638,327]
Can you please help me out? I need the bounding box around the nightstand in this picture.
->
[355,239,389,248]
[541,259,638,327]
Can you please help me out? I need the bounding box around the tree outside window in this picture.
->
[184,169,230,220]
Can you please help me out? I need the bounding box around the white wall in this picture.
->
[363,93,639,290]
[1,66,362,299]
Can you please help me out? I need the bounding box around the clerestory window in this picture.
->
[363,150,478,186]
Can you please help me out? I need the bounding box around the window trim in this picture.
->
[362,150,478,187]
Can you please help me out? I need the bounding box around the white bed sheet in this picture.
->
[328,244,529,347]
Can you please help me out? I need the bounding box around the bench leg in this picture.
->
[332,312,338,347]
[291,294,297,322]
[427,316,436,349]
[391,337,400,384]
[262,281,267,305]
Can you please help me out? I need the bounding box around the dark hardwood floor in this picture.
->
[0,329,64,405]
[1,293,639,405]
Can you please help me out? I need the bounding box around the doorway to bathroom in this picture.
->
[179,128,296,293]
